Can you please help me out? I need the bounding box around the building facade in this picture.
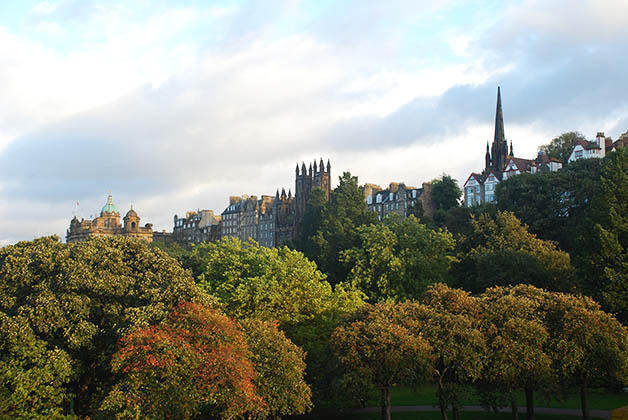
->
[363,181,434,220]
[172,209,221,244]
[463,87,562,207]
[218,159,328,247]
[66,193,153,243]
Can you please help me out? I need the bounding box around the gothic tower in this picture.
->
[487,86,509,172]
[294,158,331,236]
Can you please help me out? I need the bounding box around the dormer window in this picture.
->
[376,194,382,203]
[389,192,394,201]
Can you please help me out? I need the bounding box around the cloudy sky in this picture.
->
[1,0,627,245]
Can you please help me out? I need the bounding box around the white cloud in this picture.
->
[1,0,628,243]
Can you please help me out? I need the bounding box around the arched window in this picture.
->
[131,222,136,230]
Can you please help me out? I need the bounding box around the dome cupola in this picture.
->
[101,193,119,216]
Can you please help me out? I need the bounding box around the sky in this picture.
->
[1,0,627,245]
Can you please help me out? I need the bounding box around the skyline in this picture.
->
[1,0,628,245]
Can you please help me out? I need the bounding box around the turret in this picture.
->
[326,159,331,173]
[296,163,300,176]
[485,141,491,170]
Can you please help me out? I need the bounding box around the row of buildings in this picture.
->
[66,159,435,246]
[462,87,627,207]
[66,87,627,245]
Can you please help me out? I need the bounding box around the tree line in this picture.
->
[1,139,627,420]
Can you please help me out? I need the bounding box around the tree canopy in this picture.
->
[0,236,211,418]
[452,211,575,293]
[341,216,455,302]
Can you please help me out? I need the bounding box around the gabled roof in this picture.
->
[505,157,535,173]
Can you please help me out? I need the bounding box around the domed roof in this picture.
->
[125,206,138,218]
[101,193,119,215]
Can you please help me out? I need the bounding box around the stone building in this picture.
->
[363,181,434,220]
[220,159,327,247]
[66,193,153,243]
[295,159,331,237]
[172,209,221,244]
[463,87,562,207]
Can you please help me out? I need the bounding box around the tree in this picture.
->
[0,236,211,418]
[331,302,433,420]
[542,292,628,420]
[495,158,603,255]
[312,172,379,286]
[539,131,586,164]
[431,174,462,228]
[293,187,328,260]
[596,148,628,323]
[479,285,556,420]
[0,313,74,419]
[452,212,576,293]
[421,284,485,420]
[240,319,312,419]
[101,303,264,420]
[341,216,455,302]
[193,238,364,403]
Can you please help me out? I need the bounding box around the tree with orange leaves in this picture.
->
[101,303,265,420]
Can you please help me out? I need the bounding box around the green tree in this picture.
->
[452,212,576,293]
[542,292,628,420]
[495,158,603,255]
[293,187,328,260]
[101,303,263,420]
[331,302,433,420]
[0,314,74,419]
[597,148,628,323]
[479,285,556,420]
[0,236,210,418]
[240,319,313,419]
[193,238,364,403]
[313,172,379,286]
[421,284,485,420]
[341,216,455,302]
[431,174,462,227]
[539,131,586,164]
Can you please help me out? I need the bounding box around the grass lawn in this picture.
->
[324,412,608,420]
[385,385,626,410]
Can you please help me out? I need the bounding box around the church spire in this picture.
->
[494,86,505,146]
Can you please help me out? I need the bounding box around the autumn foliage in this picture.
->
[102,303,264,420]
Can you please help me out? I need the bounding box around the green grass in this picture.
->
[329,412,606,420]
[383,385,626,410]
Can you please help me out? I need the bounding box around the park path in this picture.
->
[355,405,612,419]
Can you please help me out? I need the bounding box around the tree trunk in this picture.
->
[511,397,519,420]
[581,375,590,420]
[452,405,459,420]
[525,384,535,420]
[381,386,391,420]
[437,377,449,420]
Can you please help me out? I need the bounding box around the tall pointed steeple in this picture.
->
[494,86,505,146]
[491,86,508,171]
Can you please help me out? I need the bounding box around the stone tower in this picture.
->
[294,158,331,235]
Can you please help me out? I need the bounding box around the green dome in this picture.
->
[101,193,119,215]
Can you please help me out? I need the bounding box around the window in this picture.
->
[367,196,372,204]
[412,190,416,198]
[389,192,394,201]
[575,150,583,158]
[376,194,382,203]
